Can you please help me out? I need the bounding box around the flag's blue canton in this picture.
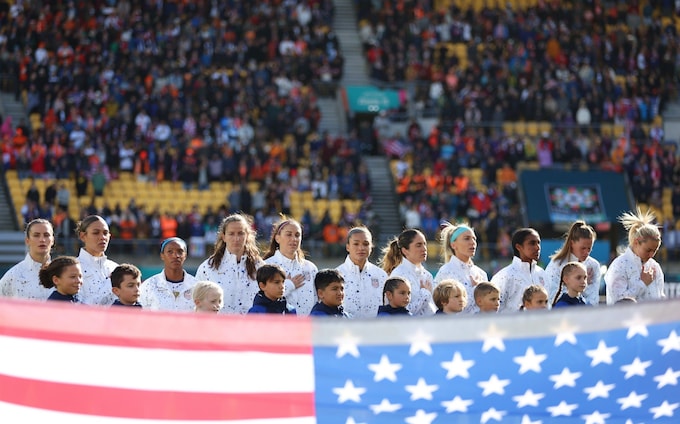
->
[313,322,680,424]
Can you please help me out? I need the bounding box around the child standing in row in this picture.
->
[474,282,500,313]
[433,279,467,315]
[521,285,549,310]
[310,269,349,317]
[39,256,82,303]
[110,263,142,307]
[193,280,224,313]
[248,264,296,315]
[552,262,588,308]
[377,277,412,316]
[381,229,435,316]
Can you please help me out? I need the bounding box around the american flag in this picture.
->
[1,299,679,423]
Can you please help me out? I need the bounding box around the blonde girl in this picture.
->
[195,214,263,314]
[0,219,55,300]
[380,229,435,316]
[263,217,317,315]
[335,226,388,318]
[552,262,588,308]
[605,208,665,304]
[545,220,601,306]
[434,222,488,313]
[193,280,224,313]
[432,279,467,314]
[76,215,118,305]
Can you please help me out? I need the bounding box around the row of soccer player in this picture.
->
[0,210,666,316]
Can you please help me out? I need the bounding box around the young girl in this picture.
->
[76,215,119,305]
[335,226,388,318]
[490,227,547,313]
[39,256,83,303]
[193,280,224,313]
[605,208,665,304]
[195,214,263,314]
[377,277,412,316]
[0,218,55,300]
[380,229,435,316]
[263,217,317,315]
[552,262,588,308]
[139,237,198,312]
[432,279,467,314]
[434,222,488,314]
[520,285,549,311]
[545,220,601,306]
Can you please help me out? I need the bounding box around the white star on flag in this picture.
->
[581,410,611,424]
[344,417,366,424]
[583,380,615,400]
[480,407,506,423]
[650,400,680,419]
[657,330,680,355]
[585,340,618,366]
[551,319,579,346]
[332,380,366,403]
[513,346,547,374]
[405,409,437,424]
[441,396,473,413]
[521,415,542,424]
[440,352,475,379]
[512,389,545,407]
[405,378,439,401]
[653,367,680,389]
[623,313,650,339]
[480,324,506,352]
[620,357,652,379]
[477,374,511,396]
[408,329,433,356]
[549,367,582,388]
[617,391,648,410]
[335,332,360,358]
[369,398,402,414]
[368,355,402,382]
[547,401,578,417]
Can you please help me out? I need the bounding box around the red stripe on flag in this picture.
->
[0,373,315,420]
[0,299,312,354]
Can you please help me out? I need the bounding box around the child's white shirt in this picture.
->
[434,255,488,314]
[390,258,436,316]
[0,253,53,300]
[491,256,547,313]
[195,253,262,314]
[265,250,317,315]
[604,247,665,304]
[545,254,602,306]
[139,270,198,312]
[77,248,118,306]
[336,256,388,318]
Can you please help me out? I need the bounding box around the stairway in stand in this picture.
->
[363,156,403,245]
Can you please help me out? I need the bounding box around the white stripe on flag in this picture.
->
[0,401,317,424]
[0,335,314,393]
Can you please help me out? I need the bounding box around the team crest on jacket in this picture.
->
[371,278,380,288]
[184,290,192,300]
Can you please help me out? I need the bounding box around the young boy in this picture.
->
[433,279,467,314]
[310,269,350,317]
[474,282,500,313]
[110,263,142,308]
[248,264,296,314]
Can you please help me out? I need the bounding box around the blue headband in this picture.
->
[450,226,472,243]
[160,237,187,253]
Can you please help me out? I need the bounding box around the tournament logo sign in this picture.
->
[545,183,607,223]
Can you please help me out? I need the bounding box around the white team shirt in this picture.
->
[336,256,388,319]
[139,270,198,312]
[604,247,665,305]
[0,253,53,300]
[265,250,317,315]
[195,253,262,314]
[390,258,436,316]
[545,254,602,306]
[78,248,118,306]
[434,255,488,314]
[491,256,547,313]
